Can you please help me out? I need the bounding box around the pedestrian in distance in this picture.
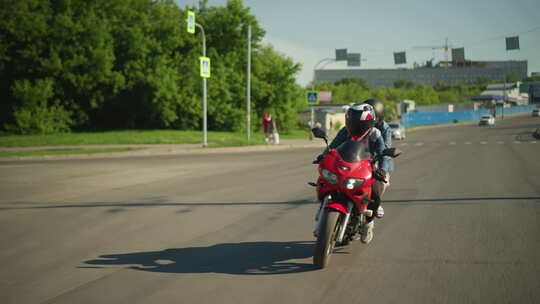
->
[262,113,278,144]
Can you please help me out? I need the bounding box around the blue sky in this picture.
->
[176,0,540,86]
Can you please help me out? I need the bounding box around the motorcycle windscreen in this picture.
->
[336,139,371,163]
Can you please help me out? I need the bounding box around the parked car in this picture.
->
[532,109,540,117]
[479,115,495,126]
[388,122,406,140]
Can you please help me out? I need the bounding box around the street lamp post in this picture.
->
[312,58,335,90]
[310,58,335,137]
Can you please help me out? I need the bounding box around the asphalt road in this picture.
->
[1,115,539,304]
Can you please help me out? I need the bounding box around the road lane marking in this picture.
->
[497,141,505,144]
[532,141,537,144]
[399,143,408,146]
[480,141,488,145]
[465,142,472,145]
[415,142,424,146]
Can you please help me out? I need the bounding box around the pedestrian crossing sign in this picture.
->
[307,91,319,105]
[200,57,210,78]
[187,11,195,34]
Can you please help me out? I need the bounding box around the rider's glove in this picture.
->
[373,168,387,183]
[312,154,325,164]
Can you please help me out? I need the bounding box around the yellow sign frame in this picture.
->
[187,11,195,34]
[200,57,211,78]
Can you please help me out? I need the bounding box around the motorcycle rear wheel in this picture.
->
[313,210,340,269]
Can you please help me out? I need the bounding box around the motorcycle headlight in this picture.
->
[321,169,338,184]
[343,178,364,190]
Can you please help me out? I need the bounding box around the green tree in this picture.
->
[505,72,519,83]
[251,45,303,132]
[393,79,416,89]
[0,0,304,134]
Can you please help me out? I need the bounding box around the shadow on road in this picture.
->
[82,241,317,275]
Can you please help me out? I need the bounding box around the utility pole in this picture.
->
[246,25,251,142]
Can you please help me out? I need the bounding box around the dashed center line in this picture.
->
[394,141,537,147]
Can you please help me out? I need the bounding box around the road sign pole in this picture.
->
[310,58,333,140]
[195,23,207,147]
[246,25,251,142]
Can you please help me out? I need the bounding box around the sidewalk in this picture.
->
[0,139,327,161]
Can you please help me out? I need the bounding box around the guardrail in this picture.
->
[401,105,537,127]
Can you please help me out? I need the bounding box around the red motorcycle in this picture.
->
[310,128,400,269]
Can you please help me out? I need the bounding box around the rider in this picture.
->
[314,101,391,244]
[363,99,393,208]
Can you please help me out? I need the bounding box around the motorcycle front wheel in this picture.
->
[313,210,341,269]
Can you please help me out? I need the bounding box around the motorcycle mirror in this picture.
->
[311,127,327,140]
[382,147,402,158]
[311,127,328,146]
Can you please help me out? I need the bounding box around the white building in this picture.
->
[481,82,529,105]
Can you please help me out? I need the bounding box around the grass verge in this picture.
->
[0,130,310,147]
[0,148,141,158]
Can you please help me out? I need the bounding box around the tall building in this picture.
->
[315,60,528,88]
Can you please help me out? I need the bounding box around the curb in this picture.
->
[0,142,326,162]
[1,112,532,162]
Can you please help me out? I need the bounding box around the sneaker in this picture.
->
[376,206,384,218]
[361,221,374,244]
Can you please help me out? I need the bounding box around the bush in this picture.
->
[5,78,73,134]
[8,103,73,134]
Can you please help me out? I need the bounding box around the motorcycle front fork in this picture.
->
[313,196,354,243]
[313,196,330,237]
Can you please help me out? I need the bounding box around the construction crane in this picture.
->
[412,38,452,68]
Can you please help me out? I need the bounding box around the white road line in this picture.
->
[531,141,537,144]
[415,142,424,146]
[480,141,488,145]
[465,142,472,145]
[497,141,505,144]
[399,143,408,146]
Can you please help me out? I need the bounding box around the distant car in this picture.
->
[388,122,406,140]
[533,109,540,117]
[479,115,495,126]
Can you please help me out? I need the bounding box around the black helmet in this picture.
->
[363,99,385,125]
[345,103,376,141]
